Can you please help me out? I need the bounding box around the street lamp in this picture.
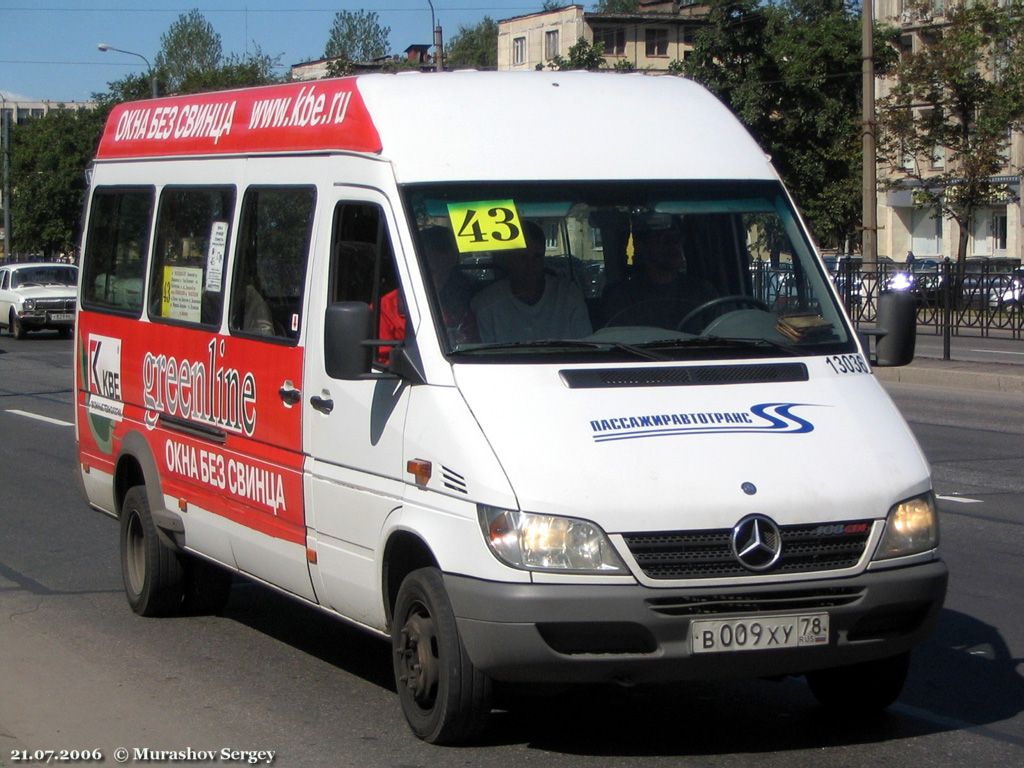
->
[98,42,157,99]
[426,1,443,72]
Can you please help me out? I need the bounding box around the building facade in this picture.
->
[497,2,708,72]
[874,1,1022,264]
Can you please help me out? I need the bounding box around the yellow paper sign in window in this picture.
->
[446,200,527,253]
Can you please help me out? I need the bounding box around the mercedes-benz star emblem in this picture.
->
[731,515,783,571]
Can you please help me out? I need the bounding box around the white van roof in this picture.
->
[96,71,776,184]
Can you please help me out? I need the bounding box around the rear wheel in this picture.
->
[120,485,185,617]
[392,567,491,744]
[806,651,910,714]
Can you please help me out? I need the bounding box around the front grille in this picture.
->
[34,298,75,312]
[647,587,865,617]
[622,520,872,580]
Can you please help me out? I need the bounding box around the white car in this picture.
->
[0,262,78,339]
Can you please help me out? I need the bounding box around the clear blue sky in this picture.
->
[1,1,564,103]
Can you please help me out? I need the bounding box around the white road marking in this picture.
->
[5,409,73,427]
[936,494,983,504]
[968,349,1024,356]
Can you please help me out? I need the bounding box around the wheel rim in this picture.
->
[396,604,440,710]
[124,511,146,597]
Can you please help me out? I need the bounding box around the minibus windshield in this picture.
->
[404,181,856,361]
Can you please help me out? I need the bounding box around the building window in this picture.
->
[513,36,526,65]
[545,30,560,61]
[911,207,943,256]
[593,27,625,56]
[645,28,668,58]
[971,208,1009,256]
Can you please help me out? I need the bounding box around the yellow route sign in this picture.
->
[446,200,527,253]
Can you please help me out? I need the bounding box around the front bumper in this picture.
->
[445,560,947,684]
[18,310,75,330]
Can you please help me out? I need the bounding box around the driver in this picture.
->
[602,215,715,331]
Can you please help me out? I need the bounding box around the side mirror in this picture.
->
[872,290,916,367]
[324,301,374,380]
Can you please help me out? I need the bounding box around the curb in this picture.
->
[873,358,1024,394]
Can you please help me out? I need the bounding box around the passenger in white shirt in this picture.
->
[471,221,593,344]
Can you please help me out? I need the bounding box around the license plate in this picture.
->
[49,313,74,322]
[691,613,829,654]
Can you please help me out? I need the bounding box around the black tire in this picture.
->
[58,326,73,339]
[392,567,491,744]
[10,312,25,340]
[806,651,910,714]
[119,485,185,617]
[181,556,233,615]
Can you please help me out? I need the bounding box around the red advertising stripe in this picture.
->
[97,78,382,159]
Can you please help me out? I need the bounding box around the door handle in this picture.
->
[310,395,334,414]
[278,384,302,406]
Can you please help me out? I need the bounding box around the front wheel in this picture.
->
[120,485,185,617]
[10,312,25,339]
[391,567,491,744]
[806,651,910,714]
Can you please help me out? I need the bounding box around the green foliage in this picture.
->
[594,0,640,11]
[324,10,390,63]
[154,9,223,93]
[549,38,606,71]
[14,11,282,261]
[879,0,1024,268]
[446,17,499,69]
[684,0,898,250]
[9,108,106,258]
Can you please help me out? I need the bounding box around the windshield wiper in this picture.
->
[454,339,668,360]
[638,336,800,356]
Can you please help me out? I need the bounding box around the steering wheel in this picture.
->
[603,298,690,329]
[676,295,770,332]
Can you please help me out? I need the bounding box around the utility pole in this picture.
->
[1,96,11,262]
[862,0,877,265]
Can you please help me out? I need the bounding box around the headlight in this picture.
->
[874,492,939,560]
[478,505,627,573]
[23,299,36,311]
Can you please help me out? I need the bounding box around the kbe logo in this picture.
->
[88,334,123,400]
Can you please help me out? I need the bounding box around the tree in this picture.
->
[549,38,606,70]
[154,9,223,93]
[324,10,390,63]
[9,108,106,259]
[685,0,897,250]
[177,45,280,93]
[594,0,639,11]
[878,0,1024,276]
[446,17,499,69]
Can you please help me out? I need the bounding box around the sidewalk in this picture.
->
[873,354,1024,394]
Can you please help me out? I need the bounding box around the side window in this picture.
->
[149,186,235,327]
[81,187,154,315]
[328,202,399,362]
[0,271,8,290]
[229,186,315,341]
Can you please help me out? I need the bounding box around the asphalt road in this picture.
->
[0,331,1021,767]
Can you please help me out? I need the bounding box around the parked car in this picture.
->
[0,262,78,339]
[989,266,1024,309]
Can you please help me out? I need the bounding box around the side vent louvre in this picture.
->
[442,466,468,494]
[560,363,808,389]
